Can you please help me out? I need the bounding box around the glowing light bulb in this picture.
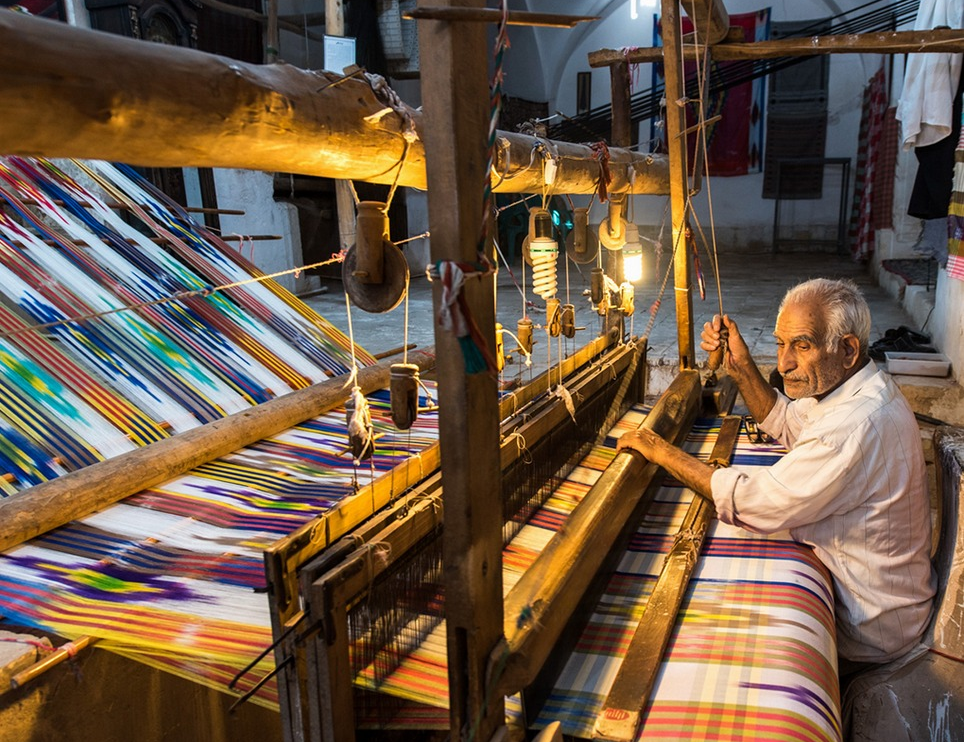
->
[622,223,644,284]
[528,209,558,300]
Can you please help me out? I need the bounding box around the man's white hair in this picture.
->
[778,278,871,356]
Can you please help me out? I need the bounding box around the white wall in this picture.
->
[212,169,314,294]
[501,0,887,250]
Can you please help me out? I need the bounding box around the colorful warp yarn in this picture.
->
[0,156,438,706]
[0,156,373,491]
[0,387,439,708]
[948,116,964,280]
[354,410,841,742]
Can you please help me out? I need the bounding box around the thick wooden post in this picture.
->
[325,0,357,254]
[416,2,505,740]
[660,0,695,369]
[606,60,632,285]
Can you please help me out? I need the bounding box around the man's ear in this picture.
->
[840,334,860,369]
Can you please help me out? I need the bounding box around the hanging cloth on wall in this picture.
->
[651,9,770,177]
[946,119,964,280]
[895,0,964,150]
[849,65,888,262]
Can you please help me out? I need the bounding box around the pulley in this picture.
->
[598,196,628,251]
[342,201,409,313]
[389,362,420,430]
[561,303,576,338]
[566,206,598,265]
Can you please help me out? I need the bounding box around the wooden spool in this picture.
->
[390,362,420,430]
[517,317,533,354]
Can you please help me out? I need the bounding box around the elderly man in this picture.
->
[618,278,935,673]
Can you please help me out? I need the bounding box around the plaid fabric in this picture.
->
[532,415,840,741]
[849,66,888,261]
[872,108,899,231]
[358,412,841,741]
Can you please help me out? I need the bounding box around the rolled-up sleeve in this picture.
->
[711,424,864,534]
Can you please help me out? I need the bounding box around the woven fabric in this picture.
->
[872,108,899,231]
[947,120,964,280]
[354,413,841,741]
[849,66,888,261]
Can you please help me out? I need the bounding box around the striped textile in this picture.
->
[849,65,888,261]
[948,117,964,280]
[353,412,840,742]
[0,156,434,707]
[0,388,439,708]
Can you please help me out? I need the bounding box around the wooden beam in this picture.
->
[589,28,964,67]
[404,7,598,28]
[417,1,504,738]
[494,369,702,696]
[660,0,696,370]
[593,414,742,741]
[679,0,729,45]
[0,349,436,554]
[0,11,667,196]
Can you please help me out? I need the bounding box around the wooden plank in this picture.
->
[593,414,742,741]
[589,28,964,66]
[416,2,504,738]
[0,349,435,555]
[494,369,703,696]
[0,12,667,196]
[660,0,696,369]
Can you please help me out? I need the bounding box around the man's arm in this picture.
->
[701,314,777,423]
[617,428,714,500]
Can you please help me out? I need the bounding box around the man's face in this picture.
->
[774,300,856,400]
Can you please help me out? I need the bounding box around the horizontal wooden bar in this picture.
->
[589,28,964,67]
[404,7,598,28]
[494,369,703,696]
[0,349,436,554]
[0,12,667,196]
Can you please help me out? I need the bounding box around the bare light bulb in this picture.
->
[529,209,558,300]
[622,223,644,284]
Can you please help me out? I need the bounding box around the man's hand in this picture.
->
[700,314,751,376]
[618,428,715,499]
[617,428,668,466]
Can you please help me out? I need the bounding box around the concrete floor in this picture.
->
[305,250,921,396]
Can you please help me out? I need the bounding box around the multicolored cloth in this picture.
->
[354,412,841,741]
[0,156,436,708]
[948,118,964,280]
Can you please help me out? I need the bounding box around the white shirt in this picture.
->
[895,0,963,149]
[711,363,936,663]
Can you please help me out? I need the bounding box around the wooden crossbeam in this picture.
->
[590,28,964,67]
[0,11,668,196]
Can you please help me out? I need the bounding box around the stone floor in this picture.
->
[305,250,922,396]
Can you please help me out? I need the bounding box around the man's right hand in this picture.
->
[700,314,751,374]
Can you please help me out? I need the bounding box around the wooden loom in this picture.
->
[2,1,964,741]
